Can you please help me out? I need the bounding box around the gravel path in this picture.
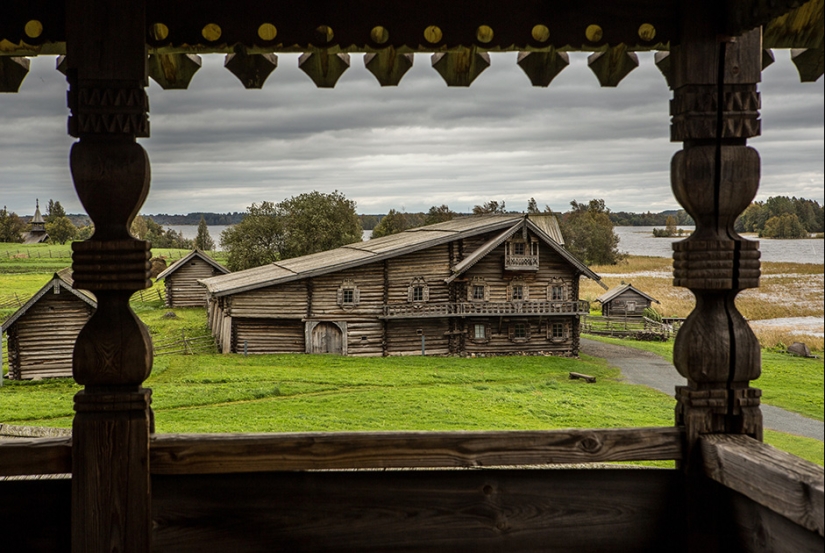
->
[580,338,824,441]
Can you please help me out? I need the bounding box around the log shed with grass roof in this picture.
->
[0,1,823,552]
[155,249,229,308]
[0,269,95,380]
[200,213,601,357]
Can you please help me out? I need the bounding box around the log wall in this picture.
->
[233,318,304,353]
[165,258,224,308]
[463,316,575,355]
[6,291,94,380]
[386,317,451,355]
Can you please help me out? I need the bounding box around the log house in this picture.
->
[201,214,600,357]
[596,283,660,318]
[0,270,96,380]
[0,1,822,552]
[155,249,229,308]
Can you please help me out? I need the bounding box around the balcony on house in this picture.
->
[381,300,590,319]
[504,240,539,271]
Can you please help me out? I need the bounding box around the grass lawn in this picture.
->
[583,334,824,421]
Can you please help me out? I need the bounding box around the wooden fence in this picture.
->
[153,330,218,356]
[582,315,681,340]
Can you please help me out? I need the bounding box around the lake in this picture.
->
[168,224,823,264]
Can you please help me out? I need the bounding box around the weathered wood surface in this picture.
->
[149,427,683,474]
[164,256,224,307]
[723,484,825,553]
[0,478,71,553]
[569,372,596,383]
[701,434,824,536]
[0,436,72,476]
[152,469,686,553]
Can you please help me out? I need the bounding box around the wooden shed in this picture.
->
[0,270,95,380]
[155,250,229,308]
[200,214,602,357]
[595,283,660,318]
[1,2,823,553]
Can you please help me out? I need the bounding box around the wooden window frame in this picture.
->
[508,278,529,302]
[468,277,489,302]
[407,277,430,303]
[337,279,360,310]
[471,323,490,344]
[509,322,530,343]
[549,321,568,341]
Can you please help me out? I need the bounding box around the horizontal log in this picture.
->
[0,436,72,476]
[152,468,685,553]
[150,427,683,475]
[569,372,597,383]
[700,434,824,536]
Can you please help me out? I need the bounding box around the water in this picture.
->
[165,224,823,264]
[614,226,824,264]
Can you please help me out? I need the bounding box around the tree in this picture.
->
[0,206,25,243]
[279,190,362,258]
[665,215,677,236]
[527,198,540,214]
[131,215,150,239]
[472,200,507,214]
[220,201,284,271]
[558,199,624,265]
[46,216,77,244]
[372,209,409,238]
[75,224,95,241]
[424,205,455,225]
[195,216,215,250]
[760,213,809,238]
[45,199,66,223]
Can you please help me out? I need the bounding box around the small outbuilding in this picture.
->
[155,249,229,308]
[1,269,96,380]
[595,283,659,318]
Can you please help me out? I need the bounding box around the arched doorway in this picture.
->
[308,322,344,354]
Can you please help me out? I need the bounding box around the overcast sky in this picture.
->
[1,50,822,217]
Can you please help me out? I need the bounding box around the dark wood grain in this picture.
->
[153,468,686,553]
[0,436,71,476]
[150,427,683,474]
[701,434,824,536]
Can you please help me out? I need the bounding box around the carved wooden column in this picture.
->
[66,0,153,551]
[670,5,763,456]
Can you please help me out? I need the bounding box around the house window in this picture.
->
[407,277,430,303]
[551,285,564,301]
[337,279,360,309]
[513,242,525,256]
[551,322,565,339]
[468,277,489,302]
[509,322,530,342]
[512,285,524,301]
[474,324,486,340]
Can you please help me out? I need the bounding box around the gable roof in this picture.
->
[595,283,660,305]
[155,249,230,281]
[445,216,603,286]
[201,214,602,297]
[1,270,97,333]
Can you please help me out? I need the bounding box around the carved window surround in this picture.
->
[468,277,490,302]
[407,276,430,303]
[337,279,360,310]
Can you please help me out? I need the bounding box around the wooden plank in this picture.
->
[152,468,685,553]
[150,427,683,474]
[0,478,71,552]
[723,482,825,553]
[700,434,824,536]
[0,436,72,476]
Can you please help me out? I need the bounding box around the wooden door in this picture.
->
[311,322,344,354]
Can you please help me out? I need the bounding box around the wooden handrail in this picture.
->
[0,436,72,477]
[700,434,824,537]
[382,300,590,319]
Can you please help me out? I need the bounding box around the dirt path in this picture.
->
[580,338,824,442]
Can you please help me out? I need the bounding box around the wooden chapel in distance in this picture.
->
[0,1,822,552]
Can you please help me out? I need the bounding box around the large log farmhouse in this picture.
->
[201,214,602,357]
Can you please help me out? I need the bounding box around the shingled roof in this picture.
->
[201,214,601,297]
[1,269,97,333]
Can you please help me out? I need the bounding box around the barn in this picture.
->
[1,269,95,380]
[595,283,660,318]
[200,214,603,357]
[155,249,229,308]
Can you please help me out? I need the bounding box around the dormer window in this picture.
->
[407,277,429,303]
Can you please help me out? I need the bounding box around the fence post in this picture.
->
[244,340,248,356]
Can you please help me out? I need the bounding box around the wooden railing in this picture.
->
[504,254,539,270]
[382,300,590,319]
